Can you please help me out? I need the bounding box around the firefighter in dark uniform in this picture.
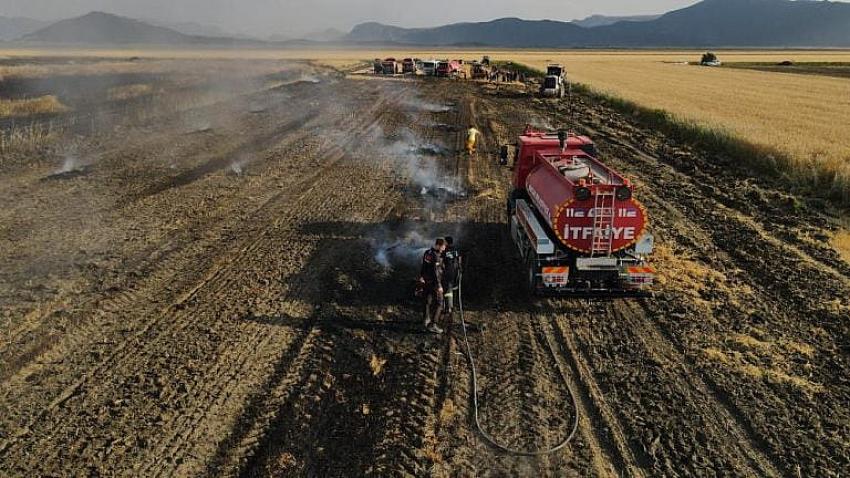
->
[441,237,462,315]
[420,238,447,334]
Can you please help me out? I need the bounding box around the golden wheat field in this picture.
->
[511,51,850,197]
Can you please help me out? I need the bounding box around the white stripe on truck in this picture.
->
[516,199,556,255]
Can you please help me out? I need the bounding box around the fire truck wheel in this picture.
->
[525,255,539,295]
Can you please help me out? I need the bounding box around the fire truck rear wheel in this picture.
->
[525,255,539,295]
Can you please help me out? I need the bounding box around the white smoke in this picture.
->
[298,74,321,84]
[528,113,556,131]
[371,229,430,270]
[56,154,79,174]
[401,97,453,113]
[230,155,251,176]
[385,129,465,197]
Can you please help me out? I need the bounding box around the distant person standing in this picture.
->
[466,126,481,155]
[419,238,447,334]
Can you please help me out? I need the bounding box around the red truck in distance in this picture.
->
[436,60,461,77]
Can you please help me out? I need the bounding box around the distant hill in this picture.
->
[0,16,50,41]
[22,11,195,43]
[15,0,850,48]
[592,0,850,47]
[348,18,587,47]
[346,0,850,47]
[142,18,240,39]
[572,14,661,28]
[20,11,262,45]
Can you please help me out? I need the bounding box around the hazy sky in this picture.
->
[1,0,700,37]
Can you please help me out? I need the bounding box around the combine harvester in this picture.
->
[506,127,655,296]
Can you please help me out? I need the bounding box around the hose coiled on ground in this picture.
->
[456,267,580,456]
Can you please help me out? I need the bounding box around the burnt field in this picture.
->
[0,59,848,477]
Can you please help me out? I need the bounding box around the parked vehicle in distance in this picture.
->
[420,60,438,76]
[402,58,416,74]
[436,60,461,77]
[382,58,400,75]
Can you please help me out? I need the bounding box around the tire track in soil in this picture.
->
[533,98,788,475]
[545,307,645,478]
[0,80,413,476]
[570,103,849,475]
[537,91,848,475]
[476,93,624,477]
[618,299,783,477]
[428,88,595,476]
[562,298,775,476]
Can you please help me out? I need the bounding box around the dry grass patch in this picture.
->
[438,398,457,422]
[704,329,822,394]
[0,122,62,157]
[0,95,68,118]
[701,346,824,394]
[107,83,153,101]
[652,243,740,310]
[368,354,387,376]
[833,229,850,265]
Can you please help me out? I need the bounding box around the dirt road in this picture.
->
[1,63,847,477]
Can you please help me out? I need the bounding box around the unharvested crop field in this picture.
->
[1,50,849,477]
[498,51,850,202]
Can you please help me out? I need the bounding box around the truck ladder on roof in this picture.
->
[591,190,616,256]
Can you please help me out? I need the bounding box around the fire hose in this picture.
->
[456,266,580,456]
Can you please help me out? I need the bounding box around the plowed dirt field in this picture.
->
[1,61,847,477]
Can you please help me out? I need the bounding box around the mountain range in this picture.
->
[346,0,850,47]
[17,11,267,46]
[4,0,850,47]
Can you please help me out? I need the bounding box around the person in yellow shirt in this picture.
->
[466,126,481,155]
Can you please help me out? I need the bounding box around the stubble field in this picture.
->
[0,49,848,477]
